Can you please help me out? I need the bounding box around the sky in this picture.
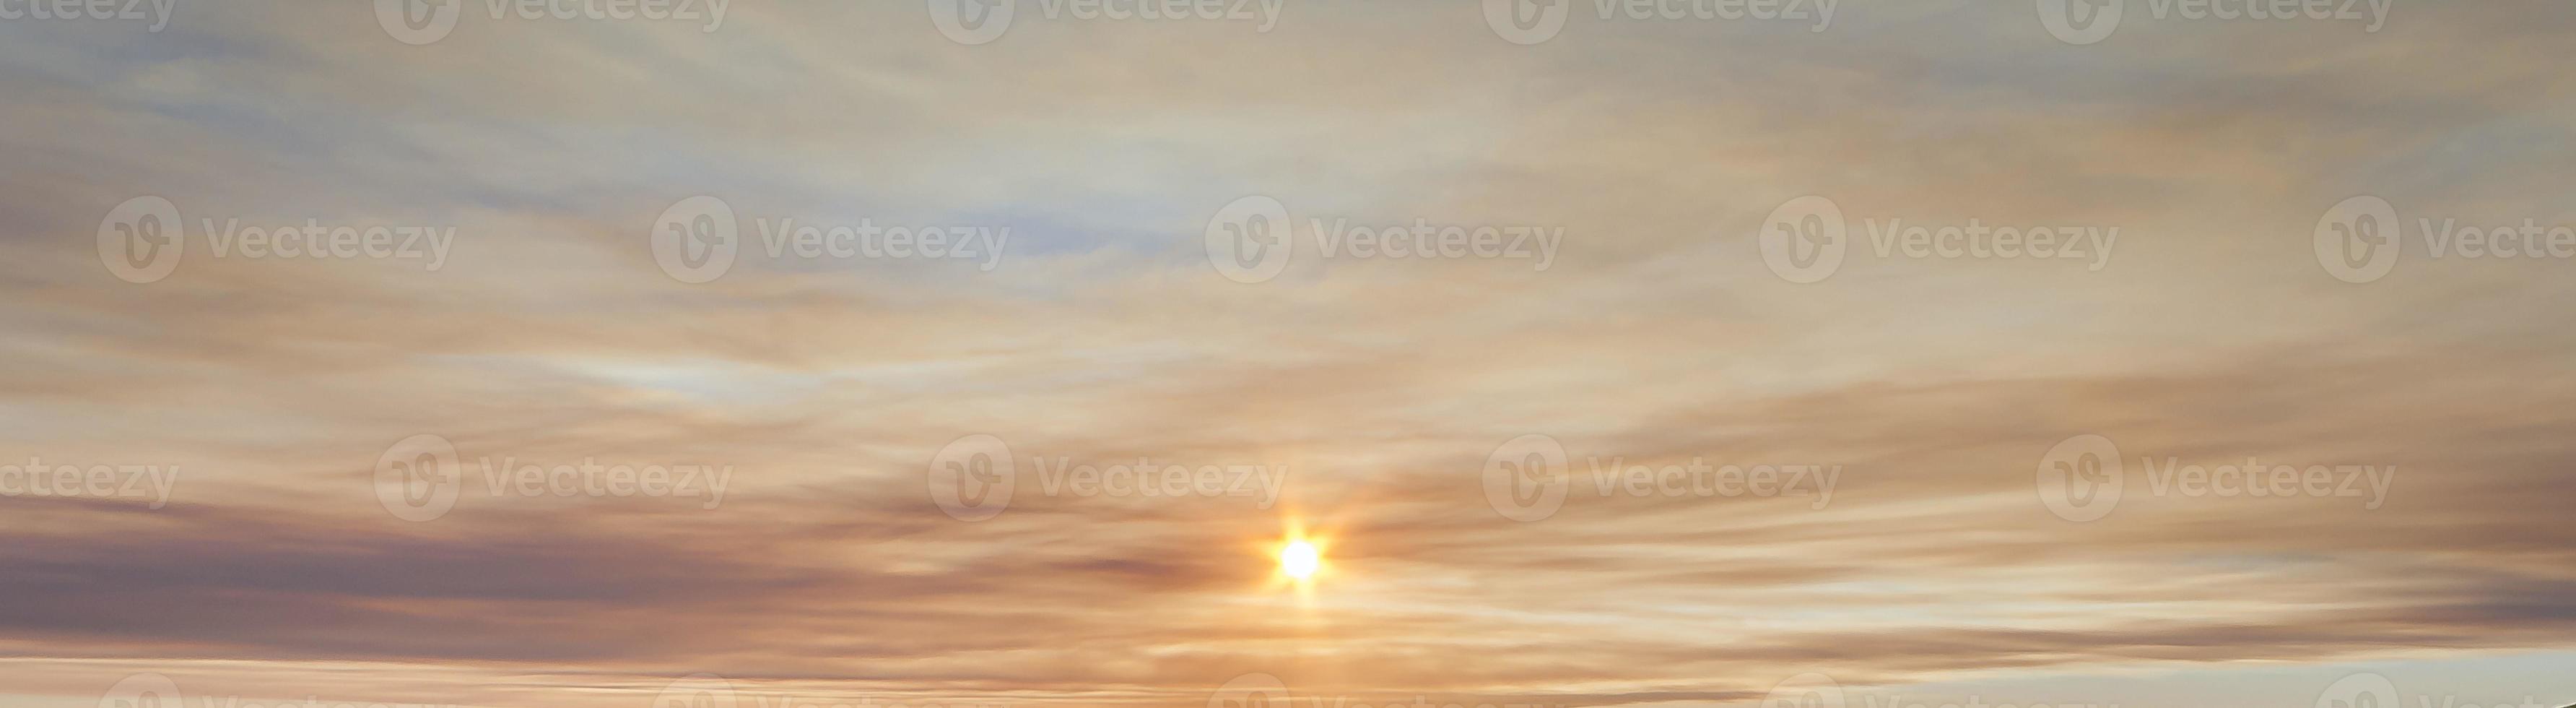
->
[3,1,2574,708]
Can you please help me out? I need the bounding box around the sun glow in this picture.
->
[1269,519,1331,595]
[1280,539,1320,580]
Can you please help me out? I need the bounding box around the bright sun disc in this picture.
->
[1280,540,1320,580]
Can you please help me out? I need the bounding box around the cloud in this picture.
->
[3,2,2573,707]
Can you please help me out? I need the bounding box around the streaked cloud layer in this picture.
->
[2,2,2572,708]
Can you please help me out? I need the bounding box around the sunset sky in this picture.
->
[4,2,2574,708]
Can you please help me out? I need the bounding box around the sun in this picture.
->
[1279,539,1320,580]
[1266,518,1334,600]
